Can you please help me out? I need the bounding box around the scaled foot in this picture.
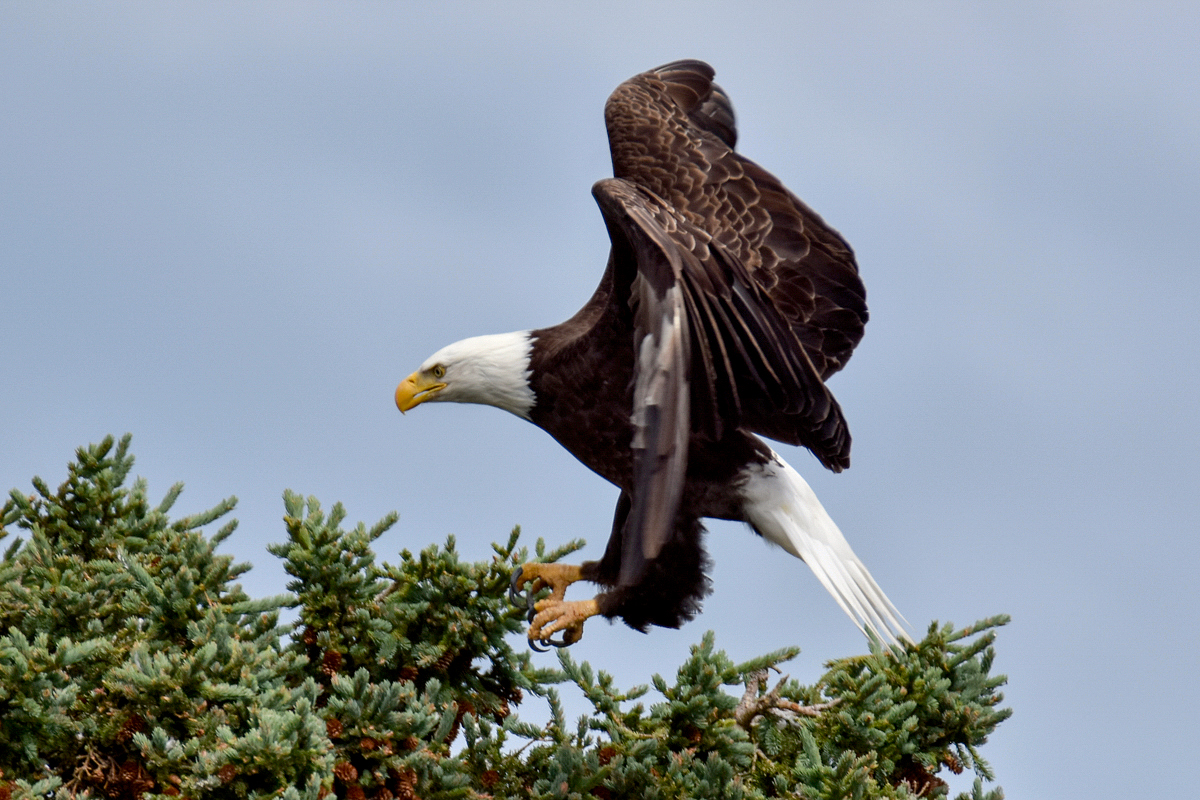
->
[510,563,594,650]
[509,562,585,606]
[528,597,600,650]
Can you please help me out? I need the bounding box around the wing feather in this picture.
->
[594,179,851,584]
[593,181,694,584]
[593,60,866,585]
[606,60,867,382]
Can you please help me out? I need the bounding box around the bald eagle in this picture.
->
[396,60,906,648]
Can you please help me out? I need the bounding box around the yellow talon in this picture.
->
[512,562,584,603]
[510,563,598,648]
[529,598,600,647]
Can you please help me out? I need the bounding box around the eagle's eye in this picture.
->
[432,365,446,379]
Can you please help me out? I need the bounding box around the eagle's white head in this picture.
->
[395,331,536,419]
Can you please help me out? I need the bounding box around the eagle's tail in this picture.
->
[741,449,909,645]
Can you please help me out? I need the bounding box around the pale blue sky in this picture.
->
[3,3,1197,796]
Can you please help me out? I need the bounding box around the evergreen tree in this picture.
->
[1,436,1010,800]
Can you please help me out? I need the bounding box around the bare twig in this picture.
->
[734,669,840,730]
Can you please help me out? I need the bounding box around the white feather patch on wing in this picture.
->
[629,283,690,569]
[740,448,909,644]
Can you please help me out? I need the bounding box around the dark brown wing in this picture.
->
[594,61,863,584]
[591,179,691,584]
[605,60,867,381]
[593,178,850,584]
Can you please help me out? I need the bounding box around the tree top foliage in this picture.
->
[1,435,1010,800]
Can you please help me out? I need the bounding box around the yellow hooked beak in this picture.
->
[395,371,447,413]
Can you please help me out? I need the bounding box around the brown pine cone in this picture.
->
[115,714,146,744]
[432,649,456,672]
[321,650,343,676]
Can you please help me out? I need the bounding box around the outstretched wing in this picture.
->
[605,60,867,383]
[594,179,849,584]
[597,61,866,583]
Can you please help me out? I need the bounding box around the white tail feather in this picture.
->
[740,449,909,644]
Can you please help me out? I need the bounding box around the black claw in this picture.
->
[537,624,584,650]
[527,631,575,652]
[509,566,527,606]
